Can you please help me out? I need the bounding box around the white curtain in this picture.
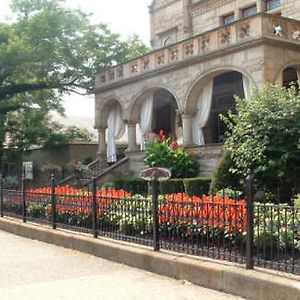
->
[139,94,153,150]
[242,75,252,99]
[296,69,300,81]
[107,106,124,163]
[192,80,213,145]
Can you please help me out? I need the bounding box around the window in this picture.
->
[266,0,281,11]
[242,5,257,18]
[223,13,235,25]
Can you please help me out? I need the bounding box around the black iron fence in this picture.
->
[0,174,299,276]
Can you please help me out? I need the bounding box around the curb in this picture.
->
[0,218,299,300]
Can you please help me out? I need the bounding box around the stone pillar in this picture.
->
[257,0,264,13]
[182,114,194,147]
[127,123,138,152]
[97,128,106,156]
[183,0,192,36]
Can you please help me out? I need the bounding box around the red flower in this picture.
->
[171,141,178,149]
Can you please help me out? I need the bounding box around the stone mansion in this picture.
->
[94,0,300,177]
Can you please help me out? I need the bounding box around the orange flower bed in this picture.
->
[26,185,131,215]
[159,193,247,232]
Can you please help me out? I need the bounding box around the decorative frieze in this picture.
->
[108,70,115,81]
[169,46,179,61]
[96,14,300,88]
[199,35,210,51]
[131,62,138,74]
[293,30,300,41]
[219,28,231,44]
[191,0,233,17]
[239,22,250,39]
[183,41,194,57]
[142,57,150,70]
[117,66,124,78]
[156,52,165,65]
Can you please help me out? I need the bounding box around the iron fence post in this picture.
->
[92,177,98,238]
[0,174,3,217]
[152,176,160,251]
[51,174,57,229]
[22,166,26,222]
[245,171,254,269]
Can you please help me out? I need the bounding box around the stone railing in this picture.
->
[95,13,300,88]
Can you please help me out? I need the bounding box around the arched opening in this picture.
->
[130,87,179,149]
[204,71,244,144]
[283,67,299,91]
[152,89,178,139]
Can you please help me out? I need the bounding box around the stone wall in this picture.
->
[149,0,300,49]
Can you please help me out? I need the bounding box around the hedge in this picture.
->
[159,177,212,196]
[183,177,212,196]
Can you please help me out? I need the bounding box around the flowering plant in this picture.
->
[144,130,199,178]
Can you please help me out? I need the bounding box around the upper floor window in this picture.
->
[242,5,257,18]
[266,0,281,11]
[223,13,235,25]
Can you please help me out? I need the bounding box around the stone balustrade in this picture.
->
[95,13,300,89]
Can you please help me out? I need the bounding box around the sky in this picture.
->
[0,0,152,136]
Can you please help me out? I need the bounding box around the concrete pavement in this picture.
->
[0,230,243,300]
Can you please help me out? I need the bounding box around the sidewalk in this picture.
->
[0,230,243,300]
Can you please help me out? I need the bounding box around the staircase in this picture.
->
[58,156,130,187]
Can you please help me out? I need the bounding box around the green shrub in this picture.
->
[216,188,243,200]
[159,179,185,195]
[114,179,148,195]
[294,193,300,208]
[144,131,199,178]
[210,152,242,193]
[27,202,47,219]
[183,177,211,196]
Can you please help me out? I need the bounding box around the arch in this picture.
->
[184,67,254,145]
[274,61,300,84]
[97,97,125,129]
[128,84,180,123]
[184,66,255,112]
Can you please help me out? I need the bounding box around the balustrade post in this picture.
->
[152,175,160,251]
[51,174,57,229]
[245,171,254,269]
[92,177,98,238]
[22,166,26,222]
[0,174,3,217]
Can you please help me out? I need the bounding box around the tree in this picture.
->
[222,83,300,193]
[0,0,149,167]
[5,106,93,155]
[1,0,149,102]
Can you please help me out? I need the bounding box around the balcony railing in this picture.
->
[95,13,300,89]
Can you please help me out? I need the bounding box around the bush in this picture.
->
[210,152,242,193]
[223,83,300,192]
[183,177,211,196]
[159,179,185,195]
[144,131,199,178]
[113,179,148,195]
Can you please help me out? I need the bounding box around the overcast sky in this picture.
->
[0,0,152,134]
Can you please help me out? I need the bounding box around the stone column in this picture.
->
[257,0,264,13]
[182,114,194,147]
[127,123,138,152]
[183,0,192,36]
[97,127,106,156]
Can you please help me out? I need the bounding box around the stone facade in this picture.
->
[94,0,300,178]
